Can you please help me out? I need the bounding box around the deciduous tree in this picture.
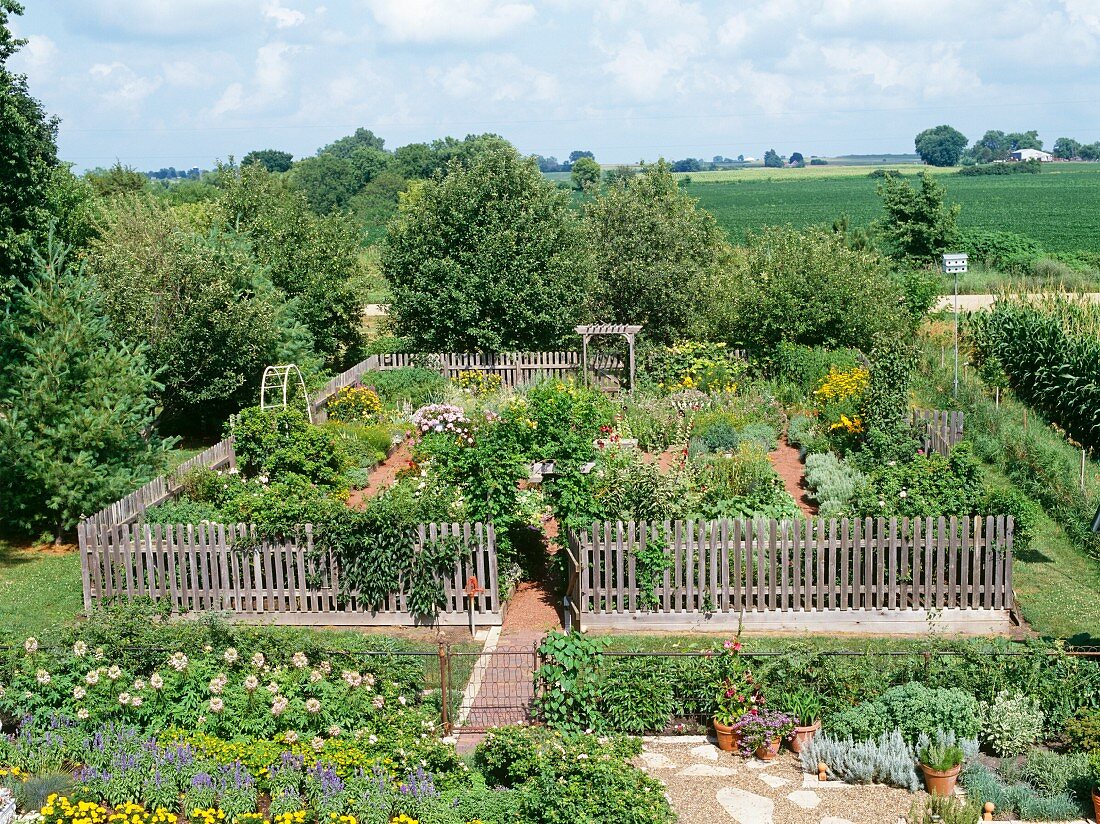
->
[914,125,968,166]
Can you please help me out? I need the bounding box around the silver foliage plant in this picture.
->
[800,728,979,792]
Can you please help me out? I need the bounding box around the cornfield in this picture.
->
[969,294,1100,450]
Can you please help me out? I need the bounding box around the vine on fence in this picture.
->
[631,531,671,610]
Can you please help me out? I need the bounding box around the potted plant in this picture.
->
[780,690,823,753]
[734,708,795,760]
[713,670,759,752]
[918,743,965,796]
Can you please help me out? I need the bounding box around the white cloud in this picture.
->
[437,54,559,102]
[88,61,163,111]
[600,30,698,99]
[264,1,306,28]
[211,82,246,117]
[59,0,262,40]
[365,0,535,44]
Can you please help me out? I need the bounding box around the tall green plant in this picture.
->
[0,239,170,540]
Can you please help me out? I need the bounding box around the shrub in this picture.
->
[325,422,395,472]
[799,729,920,790]
[694,414,740,452]
[325,386,382,423]
[1018,748,1091,800]
[979,690,1044,757]
[647,341,746,393]
[455,370,502,396]
[961,762,1084,822]
[473,726,640,789]
[533,632,609,734]
[1065,708,1100,752]
[230,406,347,487]
[803,453,865,518]
[906,795,982,824]
[981,487,1040,550]
[362,368,446,409]
[738,423,778,452]
[849,443,984,519]
[827,683,980,743]
[517,759,674,824]
[770,342,861,396]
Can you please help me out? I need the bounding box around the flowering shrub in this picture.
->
[733,708,795,755]
[455,371,502,396]
[648,341,745,394]
[813,366,869,442]
[409,405,470,442]
[326,387,383,424]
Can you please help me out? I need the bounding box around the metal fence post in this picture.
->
[439,642,451,735]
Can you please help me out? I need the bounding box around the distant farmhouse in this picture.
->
[1009,148,1053,162]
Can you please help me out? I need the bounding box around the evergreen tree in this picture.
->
[0,0,60,304]
[0,238,170,541]
[876,171,960,265]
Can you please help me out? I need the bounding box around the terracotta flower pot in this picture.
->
[789,719,821,754]
[1092,787,1100,824]
[713,718,740,752]
[755,737,782,760]
[920,762,962,796]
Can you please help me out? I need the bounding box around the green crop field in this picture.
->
[682,163,1100,254]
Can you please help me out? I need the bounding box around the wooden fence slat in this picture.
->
[616,521,626,613]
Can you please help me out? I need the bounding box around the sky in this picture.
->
[10,0,1100,171]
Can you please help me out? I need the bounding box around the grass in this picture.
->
[981,466,1100,645]
[0,539,84,640]
[949,263,1100,294]
[682,162,1100,254]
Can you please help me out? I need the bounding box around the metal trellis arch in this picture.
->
[260,364,313,423]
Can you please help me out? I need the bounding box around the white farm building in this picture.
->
[1009,148,1053,162]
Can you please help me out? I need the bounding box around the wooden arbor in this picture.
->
[575,323,642,392]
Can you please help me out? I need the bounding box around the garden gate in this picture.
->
[447,641,541,732]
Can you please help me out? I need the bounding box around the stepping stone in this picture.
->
[819,819,856,824]
[785,790,821,810]
[680,763,738,777]
[716,787,774,824]
[802,773,847,788]
[758,773,789,789]
[745,758,772,770]
[641,751,677,770]
[690,744,720,761]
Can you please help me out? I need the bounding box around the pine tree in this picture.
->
[0,237,171,542]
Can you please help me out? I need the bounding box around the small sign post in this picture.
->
[942,253,968,397]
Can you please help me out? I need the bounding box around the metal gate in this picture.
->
[446,642,540,732]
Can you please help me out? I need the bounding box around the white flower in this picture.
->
[284,730,298,744]
[363,673,375,687]
[223,648,239,665]
[131,695,143,708]
[150,673,164,690]
[899,490,908,498]
[36,670,51,685]
[244,675,259,692]
[310,737,325,752]
[266,682,279,695]
[291,652,308,669]
[309,670,323,684]
[209,697,224,713]
[73,641,88,657]
[878,500,886,507]
[305,698,321,714]
[372,696,384,709]
[23,637,38,654]
[118,692,132,706]
[203,645,212,653]
[327,725,341,738]
[73,686,86,700]
[133,679,146,691]
[94,648,104,660]
[250,653,265,668]
[368,734,378,745]
[106,665,122,681]
[888,460,897,466]
[271,696,288,716]
[398,695,407,706]
[168,653,188,672]
[76,708,89,721]
[85,670,100,686]
[197,715,206,725]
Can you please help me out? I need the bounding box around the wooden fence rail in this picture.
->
[566,515,1013,633]
[78,520,502,626]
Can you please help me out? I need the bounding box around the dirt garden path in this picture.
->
[768,437,817,517]
[345,441,413,509]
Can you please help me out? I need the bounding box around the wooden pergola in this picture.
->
[575,323,642,392]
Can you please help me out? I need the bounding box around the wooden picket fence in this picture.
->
[78,520,502,626]
[564,516,1014,633]
[913,409,965,457]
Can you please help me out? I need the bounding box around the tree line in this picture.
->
[914,124,1100,166]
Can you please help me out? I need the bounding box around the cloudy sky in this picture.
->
[10,0,1100,170]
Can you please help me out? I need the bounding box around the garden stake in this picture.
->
[438,642,451,735]
[982,802,994,820]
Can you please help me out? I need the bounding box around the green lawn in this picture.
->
[684,163,1100,254]
[0,540,84,640]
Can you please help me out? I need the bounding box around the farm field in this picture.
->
[684,162,1100,253]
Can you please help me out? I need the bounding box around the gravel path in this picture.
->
[638,739,919,824]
